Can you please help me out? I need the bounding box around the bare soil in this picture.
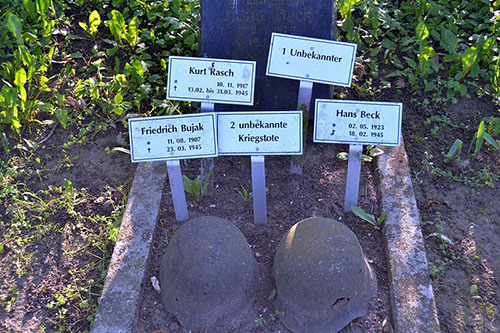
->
[0,128,136,333]
[403,96,500,333]
[136,131,393,333]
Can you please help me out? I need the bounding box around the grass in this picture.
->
[0,0,499,331]
[0,0,199,330]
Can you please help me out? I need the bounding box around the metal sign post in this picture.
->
[290,80,313,175]
[266,33,358,175]
[251,155,267,224]
[166,56,257,200]
[128,113,218,222]
[166,159,189,221]
[344,144,363,212]
[200,102,215,195]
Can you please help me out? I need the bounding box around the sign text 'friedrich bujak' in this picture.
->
[128,113,218,163]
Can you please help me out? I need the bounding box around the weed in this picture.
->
[0,1,199,331]
[182,168,213,201]
[255,309,284,326]
[106,10,140,48]
[409,134,427,145]
[482,302,497,322]
[238,184,253,202]
[425,212,459,285]
[419,152,499,188]
[444,139,463,163]
[429,257,453,284]
[238,185,269,202]
[337,145,384,163]
[469,119,500,159]
[424,115,461,136]
[0,285,18,312]
[351,206,386,229]
[338,0,499,104]
[79,10,101,39]
[255,315,265,326]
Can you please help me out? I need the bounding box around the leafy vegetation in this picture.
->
[338,0,500,156]
[351,206,386,229]
[0,0,200,331]
[182,168,212,201]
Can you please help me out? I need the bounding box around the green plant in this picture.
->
[339,0,500,104]
[425,212,459,285]
[444,139,463,163]
[421,150,499,188]
[470,283,478,295]
[424,115,461,136]
[255,315,265,326]
[429,257,453,284]
[79,10,102,39]
[1,4,60,142]
[182,168,212,201]
[238,185,252,201]
[337,145,384,163]
[469,119,500,159]
[255,309,284,326]
[351,206,386,229]
[106,10,140,48]
[0,285,18,312]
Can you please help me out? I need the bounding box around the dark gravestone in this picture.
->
[201,0,334,112]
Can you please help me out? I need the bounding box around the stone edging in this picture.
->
[92,162,166,333]
[376,141,441,333]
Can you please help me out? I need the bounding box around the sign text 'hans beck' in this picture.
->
[167,56,256,105]
[266,33,357,87]
[314,100,403,146]
[128,113,217,163]
[217,111,303,155]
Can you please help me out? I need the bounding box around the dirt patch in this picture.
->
[136,132,393,333]
[403,95,500,333]
[0,127,136,332]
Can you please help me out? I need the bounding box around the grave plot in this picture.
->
[136,133,393,332]
[116,3,425,332]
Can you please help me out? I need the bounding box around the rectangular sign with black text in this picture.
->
[166,56,256,105]
[217,111,303,155]
[314,100,403,146]
[266,33,357,86]
[128,113,218,163]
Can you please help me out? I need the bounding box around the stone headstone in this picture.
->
[201,0,334,112]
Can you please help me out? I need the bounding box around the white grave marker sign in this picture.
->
[217,111,303,155]
[167,56,256,105]
[128,113,218,163]
[314,100,403,146]
[266,33,357,87]
[313,99,402,212]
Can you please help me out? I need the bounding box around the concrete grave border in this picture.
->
[91,142,440,333]
[92,162,166,333]
[376,141,440,332]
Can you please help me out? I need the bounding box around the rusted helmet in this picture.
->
[160,216,258,330]
[273,217,377,332]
